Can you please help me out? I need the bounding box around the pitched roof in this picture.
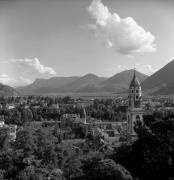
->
[130,70,140,87]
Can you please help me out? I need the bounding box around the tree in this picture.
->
[53,124,63,143]
[62,96,71,104]
[63,156,83,180]
[49,168,64,180]
[81,152,133,180]
[16,166,47,180]
[33,129,47,159]
[133,119,174,180]
[93,159,133,180]
[21,108,33,124]
[113,116,174,180]
[41,144,57,167]
[15,129,36,157]
[73,124,85,139]
[0,127,9,150]
[4,109,22,125]
[81,151,103,177]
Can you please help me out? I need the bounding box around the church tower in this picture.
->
[127,70,144,136]
[81,105,87,124]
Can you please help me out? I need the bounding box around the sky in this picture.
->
[0,0,174,87]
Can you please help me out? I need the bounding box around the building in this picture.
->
[127,70,144,136]
[58,70,144,140]
[60,114,81,128]
[85,120,127,139]
[0,115,17,141]
[84,70,144,139]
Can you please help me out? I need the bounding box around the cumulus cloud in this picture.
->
[7,58,56,75]
[87,0,156,54]
[0,58,56,87]
[0,74,14,85]
[0,74,32,87]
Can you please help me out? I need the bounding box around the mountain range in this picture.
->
[2,59,174,96]
[16,69,147,95]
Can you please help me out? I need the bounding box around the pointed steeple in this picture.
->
[130,69,140,88]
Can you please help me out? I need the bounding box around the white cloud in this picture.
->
[0,58,56,87]
[8,58,56,75]
[87,0,156,55]
[0,74,32,87]
[0,74,14,85]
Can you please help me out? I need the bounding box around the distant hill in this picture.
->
[59,73,107,93]
[101,69,148,92]
[16,70,148,95]
[152,82,174,95]
[142,59,174,94]
[14,59,174,95]
[17,76,80,94]
[0,83,18,96]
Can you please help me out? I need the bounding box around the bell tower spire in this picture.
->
[127,69,144,136]
[129,69,142,109]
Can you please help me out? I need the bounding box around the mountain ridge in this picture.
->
[142,59,174,95]
[16,70,148,95]
[0,83,18,96]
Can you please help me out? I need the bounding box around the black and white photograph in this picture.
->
[0,0,174,179]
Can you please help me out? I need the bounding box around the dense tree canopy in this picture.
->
[1,96,174,180]
[110,113,174,180]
